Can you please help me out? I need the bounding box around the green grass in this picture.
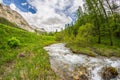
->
[0,24,60,80]
[93,43,120,57]
[65,41,120,57]
[66,43,96,57]
[58,29,120,57]
[0,17,22,29]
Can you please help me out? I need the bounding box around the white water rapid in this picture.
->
[44,43,120,80]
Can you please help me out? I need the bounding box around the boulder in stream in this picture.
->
[72,66,88,80]
[102,67,118,80]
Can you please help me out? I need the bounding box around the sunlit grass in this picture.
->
[0,23,60,80]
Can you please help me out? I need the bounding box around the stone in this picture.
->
[19,53,25,58]
[102,67,118,80]
[0,4,34,32]
[72,66,88,80]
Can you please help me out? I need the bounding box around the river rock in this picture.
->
[19,53,25,58]
[44,43,120,80]
[72,66,88,80]
[102,67,118,80]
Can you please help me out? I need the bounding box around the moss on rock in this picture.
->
[102,67,118,80]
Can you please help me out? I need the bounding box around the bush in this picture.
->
[7,37,21,48]
[75,23,94,46]
[55,32,64,41]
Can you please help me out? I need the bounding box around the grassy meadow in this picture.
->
[0,23,60,80]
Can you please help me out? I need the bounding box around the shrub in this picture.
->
[7,37,21,48]
[75,23,94,46]
[55,32,64,41]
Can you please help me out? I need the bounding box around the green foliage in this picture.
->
[56,0,120,57]
[55,31,65,41]
[7,37,21,48]
[0,23,59,79]
[113,23,120,37]
[76,23,94,46]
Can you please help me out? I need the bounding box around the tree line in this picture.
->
[57,0,120,46]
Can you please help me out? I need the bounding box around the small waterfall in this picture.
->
[44,43,120,80]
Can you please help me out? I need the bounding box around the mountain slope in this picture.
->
[0,4,34,32]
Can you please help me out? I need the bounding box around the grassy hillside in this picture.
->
[0,23,60,80]
[0,17,20,29]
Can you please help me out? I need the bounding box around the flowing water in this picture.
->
[44,43,120,80]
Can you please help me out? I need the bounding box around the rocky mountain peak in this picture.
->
[0,4,34,32]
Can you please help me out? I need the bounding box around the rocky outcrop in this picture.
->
[0,4,34,32]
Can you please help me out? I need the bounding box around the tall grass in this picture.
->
[0,23,60,80]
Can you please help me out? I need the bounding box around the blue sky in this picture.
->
[3,0,37,13]
[2,0,83,32]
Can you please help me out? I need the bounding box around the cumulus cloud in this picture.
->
[12,0,83,32]
[10,3,16,10]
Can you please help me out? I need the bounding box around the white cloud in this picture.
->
[21,2,27,6]
[10,3,16,10]
[70,0,84,12]
[13,0,83,32]
[0,0,2,3]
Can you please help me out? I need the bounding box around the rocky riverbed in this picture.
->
[44,43,120,80]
